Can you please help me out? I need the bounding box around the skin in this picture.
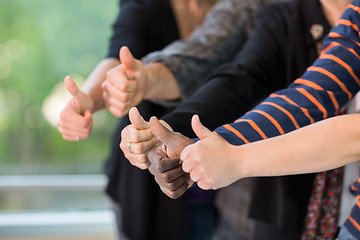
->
[148,116,195,199]
[120,0,353,198]
[58,46,181,141]
[58,58,119,141]
[181,114,360,190]
[102,47,182,118]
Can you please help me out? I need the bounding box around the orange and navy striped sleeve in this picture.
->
[214,1,360,237]
[214,1,360,145]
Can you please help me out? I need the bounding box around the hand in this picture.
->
[102,46,148,117]
[148,116,195,198]
[181,115,239,190]
[148,146,191,199]
[120,107,158,169]
[149,116,195,159]
[58,76,94,141]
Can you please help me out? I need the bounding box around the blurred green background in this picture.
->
[0,0,119,175]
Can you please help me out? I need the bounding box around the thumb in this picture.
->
[129,107,149,130]
[149,116,177,146]
[64,76,83,100]
[191,115,212,140]
[119,46,137,77]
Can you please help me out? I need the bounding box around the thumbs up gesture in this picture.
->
[146,116,195,199]
[181,115,240,190]
[102,46,148,117]
[120,107,159,169]
[58,76,94,142]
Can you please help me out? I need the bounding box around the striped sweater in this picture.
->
[213,0,360,237]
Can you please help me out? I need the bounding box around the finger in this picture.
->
[197,180,212,190]
[103,92,128,112]
[156,165,186,183]
[58,125,90,137]
[155,173,189,191]
[103,72,137,93]
[148,148,181,173]
[58,119,92,134]
[180,144,192,163]
[64,76,81,98]
[149,116,177,145]
[181,156,193,173]
[124,153,151,170]
[58,111,93,130]
[119,46,137,76]
[129,107,150,130]
[83,110,93,129]
[121,126,154,144]
[158,157,182,173]
[157,179,188,199]
[126,137,158,155]
[64,76,89,114]
[102,80,131,102]
[191,114,212,140]
[62,134,84,142]
[148,148,167,175]
[190,171,201,183]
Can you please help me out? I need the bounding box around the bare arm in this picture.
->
[180,114,360,189]
[242,113,360,177]
[143,62,181,100]
[81,57,120,113]
[58,57,119,141]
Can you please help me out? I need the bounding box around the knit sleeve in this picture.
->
[214,1,360,145]
[141,0,259,99]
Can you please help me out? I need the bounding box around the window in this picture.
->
[0,0,119,238]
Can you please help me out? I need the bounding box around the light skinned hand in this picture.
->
[148,116,195,199]
[181,115,240,190]
[102,46,148,117]
[58,76,94,142]
[120,107,158,170]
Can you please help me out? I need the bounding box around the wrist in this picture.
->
[142,63,155,100]
[232,144,254,180]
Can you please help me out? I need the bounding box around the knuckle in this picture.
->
[138,154,148,164]
[163,173,173,183]
[168,191,181,199]
[163,173,175,183]
[166,182,178,191]
[119,141,126,151]
[128,128,140,142]
[59,112,66,119]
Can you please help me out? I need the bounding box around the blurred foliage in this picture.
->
[0,0,119,174]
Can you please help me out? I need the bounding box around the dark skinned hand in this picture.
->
[148,116,195,199]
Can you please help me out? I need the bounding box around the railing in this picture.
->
[0,174,116,238]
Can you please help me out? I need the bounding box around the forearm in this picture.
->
[81,58,120,112]
[142,62,182,100]
[239,114,360,178]
[214,7,360,146]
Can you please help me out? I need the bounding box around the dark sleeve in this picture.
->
[106,1,150,59]
[106,0,179,60]
[161,4,289,138]
[214,3,360,145]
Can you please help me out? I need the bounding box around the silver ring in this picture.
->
[128,142,134,154]
[76,136,79,142]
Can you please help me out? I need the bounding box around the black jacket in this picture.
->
[104,1,189,240]
[161,0,331,237]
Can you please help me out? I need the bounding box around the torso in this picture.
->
[170,0,218,39]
